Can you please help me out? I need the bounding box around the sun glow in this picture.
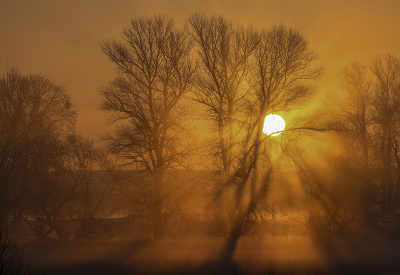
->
[263,114,285,136]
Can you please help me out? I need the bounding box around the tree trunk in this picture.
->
[381,135,388,212]
[152,169,165,239]
[220,116,265,262]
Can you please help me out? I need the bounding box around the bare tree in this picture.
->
[325,61,377,235]
[221,25,322,258]
[0,67,76,222]
[337,61,373,169]
[100,15,196,239]
[250,24,322,190]
[22,134,114,241]
[187,16,321,264]
[370,54,400,213]
[187,13,260,231]
[302,54,400,240]
[0,68,114,241]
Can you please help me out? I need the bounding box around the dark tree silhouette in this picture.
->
[222,24,322,260]
[23,134,114,240]
[0,223,32,274]
[0,67,76,223]
[370,54,400,213]
[0,68,113,241]
[337,61,373,169]
[100,15,196,239]
[335,55,400,215]
[187,13,260,232]
[187,16,322,264]
[298,54,400,242]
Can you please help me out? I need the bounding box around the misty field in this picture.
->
[17,236,400,274]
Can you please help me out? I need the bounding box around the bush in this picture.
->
[0,223,32,274]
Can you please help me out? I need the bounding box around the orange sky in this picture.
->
[1,0,400,140]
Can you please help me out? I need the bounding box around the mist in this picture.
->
[2,3,400,274]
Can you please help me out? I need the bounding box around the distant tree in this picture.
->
[370,54,400,213]
[285,63,376,241]
[335,55,400,214]
[318,61,378,235]
[301,54,400,240]
[0,68,76,222]
[100,15,196,239]
[337,61,373,169]
[23,134,114,240]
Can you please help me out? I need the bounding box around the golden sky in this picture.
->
[1,0,400,139]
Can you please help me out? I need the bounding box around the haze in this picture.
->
[2,1,400,274]
[1,0,400,138]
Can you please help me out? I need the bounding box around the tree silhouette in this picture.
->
[222,23,322,259]
[0,67,76,222]
[187,15,322,262]
[300,54,400,241]
[370,54,400,213]
[100,15,196,239]
[23,134,114,240]
[336,54,400,215]
[187,13,260,232]
[337,61,373,169]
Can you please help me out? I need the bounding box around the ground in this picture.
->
[20,236,400,274]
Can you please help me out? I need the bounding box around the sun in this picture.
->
[263,114,285,136]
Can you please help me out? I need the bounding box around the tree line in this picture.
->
[1,14,400,253]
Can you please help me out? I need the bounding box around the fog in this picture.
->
[2,4,400,274]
